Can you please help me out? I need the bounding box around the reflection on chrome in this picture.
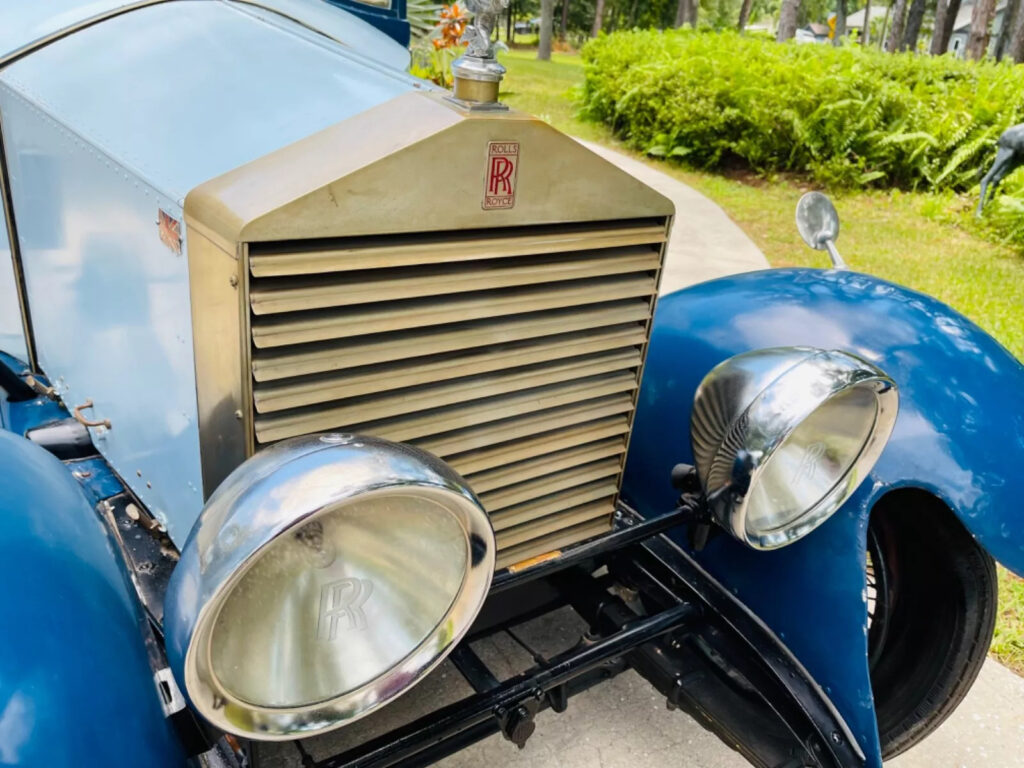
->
[691,347,898,550]
[164,435,495,740]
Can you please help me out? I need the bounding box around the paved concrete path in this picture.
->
[577,140,768,292]
[262,141,1024,768]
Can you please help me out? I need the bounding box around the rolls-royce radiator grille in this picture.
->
[245,219,667,568]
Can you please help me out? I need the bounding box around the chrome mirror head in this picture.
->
[796,191,840,250]
[796,192,846,268]
[164,434,495,740]
[690,347,898,550]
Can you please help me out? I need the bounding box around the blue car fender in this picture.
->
[0,430,184,767]
[622,268,1024,767]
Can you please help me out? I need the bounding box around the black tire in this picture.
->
[867,490,998,759]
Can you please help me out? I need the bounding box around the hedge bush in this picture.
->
[580,31,1024,194]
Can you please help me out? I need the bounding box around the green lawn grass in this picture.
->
[995,568,1024,673]
[498,47,1024,674]
[498,50,614,144]
[498,48,1024,360]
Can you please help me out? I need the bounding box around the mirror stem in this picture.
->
[823,240,847,270]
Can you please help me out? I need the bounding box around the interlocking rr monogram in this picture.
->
[317,577,374,641]
[791,441,827,485]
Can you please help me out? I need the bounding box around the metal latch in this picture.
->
[23,374,56,399]
[72,399,112,429]
[154,667,186,717]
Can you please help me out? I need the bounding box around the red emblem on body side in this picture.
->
[483,141,519,210]
[157,209,182,255]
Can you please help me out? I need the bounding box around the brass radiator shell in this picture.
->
[184,91,673,568]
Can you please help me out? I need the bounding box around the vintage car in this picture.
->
[1,3,1022,767]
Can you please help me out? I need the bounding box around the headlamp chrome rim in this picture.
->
[730,375,895,549]
[164,434,495,740]
[692,347,898,550]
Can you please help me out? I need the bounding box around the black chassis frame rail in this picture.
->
[306,507,865,768]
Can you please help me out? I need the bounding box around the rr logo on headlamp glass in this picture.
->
[483,141,519,210]
[792,441,828,485]
[317,577,373,641]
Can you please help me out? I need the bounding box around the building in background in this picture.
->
[844,4,889,42]
[796,22,831,42]
[948,0,1009,57]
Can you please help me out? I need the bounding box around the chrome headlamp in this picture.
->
[164,434,494,740]
[691,347,898,549]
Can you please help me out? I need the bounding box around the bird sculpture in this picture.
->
[977,123,1024,216]
[461,0,510,60]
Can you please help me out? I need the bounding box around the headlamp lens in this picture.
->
[745,385,878,537]
[690,347,898,550]
[208,491,469,710]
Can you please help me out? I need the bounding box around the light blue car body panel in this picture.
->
[0,0,141,60]
[0,0,412,71]
[0,1,421,204]
[0,428,184,768]
[0,0,424,541]
[234,0,413,70]
[622,267,1024,768]
[0,83,204,541]
[0,212,27,361]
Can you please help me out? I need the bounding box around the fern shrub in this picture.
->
[580,31,1024,194]
[985,176,1024,244]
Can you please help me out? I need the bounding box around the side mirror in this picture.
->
[795,192,846,269]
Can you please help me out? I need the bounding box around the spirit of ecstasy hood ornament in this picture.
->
[451,0,509,107]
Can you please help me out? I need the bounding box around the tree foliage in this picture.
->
[495,0,1017,60]
[581,30,1024,192]
[515,0,788,42]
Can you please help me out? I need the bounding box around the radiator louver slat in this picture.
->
[254,351,641,441]
[252,302,652,382]
[246,218,665,566]
[490,482,620,532]
[496,501,614,550]
[495,519,614,570]
[478,458,624,513]
[249,222,667,277]
[250,249,660,315]
[440,416,630,476]
[296,377,640,447]
[250,276,656,348]
[415,396,635,459]
[253,326,646,414]
[461,438,626,494]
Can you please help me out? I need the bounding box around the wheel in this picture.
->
[866,490,998,759]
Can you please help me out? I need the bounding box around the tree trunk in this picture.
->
[885,0,908,50]
[879,1,891,47]
[902,0,926,49]
[738,0,755,30]
[559,0,570,39]
[1011,0,1024,60]
[965,0,996,59]
[627,0,639,27]
[591,0,605,36]
[676,0,697,26]
[834,0,848,44]
[862,0,872,44]
[931,0,949,52]
[537,0,554,59]
[936,0,962,51]
[675,0,698,27]
[995,0,1020,58]
[777,0,802,40]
